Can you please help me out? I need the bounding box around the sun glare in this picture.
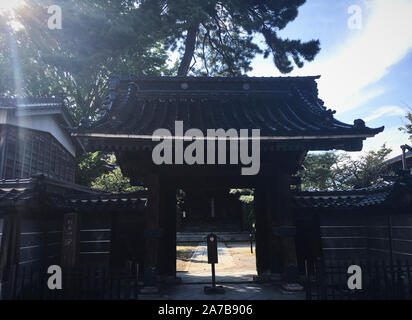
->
[0,0,25,12]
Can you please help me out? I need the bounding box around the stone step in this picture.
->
[177,231,251,242]
[178,226,242,232]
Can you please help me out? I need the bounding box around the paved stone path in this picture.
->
[141,242,305,300]
[160,282,305,300]
[178,242,257,284]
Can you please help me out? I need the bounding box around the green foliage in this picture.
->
[335,145,393,189]
[400,108,412,142]
[0,1,320,192]
[78,152,145,192]
[4,0,171,121]
[0,0,320,109]
[176,189,186,217]
[1,0,321,115]
[2,0,320,102]
[0,1,172,191]
[230,188,254,230]
[76,152,113,186]
[91,167,143,193]
[136,0,320,75]
[241,197,255,232]
[298,145,394,191]
[298,152,342,191]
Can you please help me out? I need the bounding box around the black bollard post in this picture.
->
[211,263,216,289]
[204,233,225,294]
[250,232,253,254]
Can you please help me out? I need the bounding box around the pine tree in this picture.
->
[10,0,171,122]
[134,0,320,75]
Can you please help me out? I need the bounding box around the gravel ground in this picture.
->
[176,241,256,273]
[176,242,198,271]
[223,242,256,271]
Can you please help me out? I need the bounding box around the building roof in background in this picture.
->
[0,97,86,154]
[0,97,62,108]
[0,174,146,212]
[384,151,412,168]
[67,192,147,211]
[73,76,384,152]
[0,97,75,128]
[292,173,412,210]
[292,183,393,209]
[0,173,410,213]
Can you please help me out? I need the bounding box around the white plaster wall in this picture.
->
[2,114,76,156]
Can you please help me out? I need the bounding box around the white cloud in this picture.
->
[250,0,412,114]
[317,0,412,113]
[364,105,406,122]
[348,126,409,160]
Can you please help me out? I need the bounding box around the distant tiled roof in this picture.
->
[0,177,47,208]
[384,151,412,167]
[292,182,395,209]
[0,175,147,212]
[67,192,147,210]
[0,175,94,208]
[0,181,36,207]
[0,98,63,108]
[0,97,76,128]
[294,171,412,211]
[73,76,384,152]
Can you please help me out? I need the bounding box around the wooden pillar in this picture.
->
[254,184,272,276]
[0,212,20,298]
[158,185,177,279]
[273,173,300,285]
[266,185,284,277]
[142,174,162,289]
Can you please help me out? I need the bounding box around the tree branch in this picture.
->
[177,22,200,76]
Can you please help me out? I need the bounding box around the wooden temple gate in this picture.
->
[8,77,412,299]
[72,75,383,291]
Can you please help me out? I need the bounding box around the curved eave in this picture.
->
[72,75,384,153]
[72,132,381,141]
[114,75,322,82]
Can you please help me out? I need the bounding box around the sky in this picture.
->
[248,0,412,159]
[2,0,411,160]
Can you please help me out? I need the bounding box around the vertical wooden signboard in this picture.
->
[61,213,79,270]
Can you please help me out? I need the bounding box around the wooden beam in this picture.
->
[254,184,272,276]
[0,212,20,297]
[158,185,177,278]
[142,175,162,287]
[273,172,300,284]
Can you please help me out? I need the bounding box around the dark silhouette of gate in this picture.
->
[3,264,139,300]
[305,259,412,300]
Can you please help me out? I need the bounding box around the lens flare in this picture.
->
[0,0,25,12]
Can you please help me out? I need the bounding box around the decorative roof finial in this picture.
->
[354,119,366,128]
